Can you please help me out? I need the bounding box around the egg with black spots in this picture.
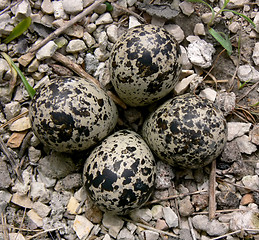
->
[142,94,227,168]
[109,24,182,107]
[83,129,156,215]
[29,76,118,153]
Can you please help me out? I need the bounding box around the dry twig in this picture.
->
[209,160,216,220]
[1,213,9,240]
[188,217,197,240]
[236,81,259,103]
[52,52,127,109]
[211,229,259,240]
[28,0,106,53]
[26,227,64,240]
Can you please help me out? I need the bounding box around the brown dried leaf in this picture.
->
[7,130,28,148]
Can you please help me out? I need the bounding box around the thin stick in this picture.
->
[121,217,180,239]
[28,0,106,53]
[26,227,64,240]
[236,81,259,103]
[188,217,197,240]
[52,52,127,109]
[145,190,207,205]
[211,229,259,240]
[0,111,29,129]
[209,160,216,220]
[1,213,9,240]
[0,0,23,16]
[192,208,244,215]
[0,136,23,183]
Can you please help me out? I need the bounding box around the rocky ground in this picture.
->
[0,0,259,239]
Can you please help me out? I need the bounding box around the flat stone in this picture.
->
[117,228,134,240]
[103,212,124,238]
[237,65,259,83]
[252,42,259,66]
[106,24,118,43]
[174,74,197,95]
[151,205,164,219]
[215,91,236,116]
[53,0,68,19]
[0,159,12,189]
[130,208,152,222]
[155,160,175,189]
[242,175,259,190]
[178,196,194,216]
[11,193,33,208]
[36,41,58,60]
[201,12,213,24]
[228,21,240,33]
[18,52,35,67]
[9,117,31,132]
[94,3,107,14]
[27,209,43,227]
[41,0,54,14]
[179,1,194,16]
[221,140,242,163]
[164,24,185,43]
[73,215,94,239]
[142,230,159,240]
[94,47,109,61]
[28,146,41,163]
[194,23,205,36]
[30,181,51,203]
[33,201,51,218]
[0,190,12,203]
[14,0,31,20]
[129,16,142,29]
[180,46,192,69]
[207,220,229,236]
[66,39,86,53]
[62,0,83,14]
[235,135,257,154]
[227,122,251,141]
[187,39,216,68]
[199,88,217,102]
[250,125,259,145]
[162,207,178,228]
[7,131,28,148]
[67,196,82,215]
[86,23,96,33]
[155,219,168,230]
[55,173,82,191]
[83,31,96,47]
[38,151,76,179]
[95,12,113,25]
[12,168,31,194]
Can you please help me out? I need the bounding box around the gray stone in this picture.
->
[242,175,259,190]
[86,23,96,33]
[219,0,249,9]
[30,181,51,203]
[94,3,107,14]
[13,0,31,20]
[66,39,86,53]
[235,135,257,154]
[53,0,69,19]
[179,1,194,16]
[215,91,236,116]
[0,159,11,189]
[221,141,242,163]
[180,46,192,70]
[38,151,76,179]
[252,42,259,66]
[237,65,259,83]
[4,101,21,120]
[0,0,10,10]
[33,201,51,218]
[28,146,41,163]
[201,12,213,24]
[151,205,164,219]
[191,215,209,232]
[227,122,251,141]
[12,167,31,194]
[130,208,152,222]
[194,23,206,36]
[206,220,229,236]
[228,22,240,33]
[83,31,96,47]
[164,24,185,43]
[95,12,113,25]
[142,230,159,240]
[155,161,174,189]
[94,47,109,61]
[162,207,178,228]
[117,228,135,240]
[187,39,216,68]
[254,12,259,33]
[106,24,118,43]
[62,0,83,14]
[36,41,58,60]
[85,53,99,75]
[54,173,82,191]
[199,88,217,102]
[178,196,194,216]
[102,212,124,238]
[127,0,137,7]
[41,0,54,14]
[0,13,14,37]
[230,210,259,231]
[97,31,108,51]
[0,58,11,81]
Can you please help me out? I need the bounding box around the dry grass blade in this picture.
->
[236,81,259,103]
[26,227,64,240]
[0,111,29,129]
[1,212,9,240]
[209,159,216,220]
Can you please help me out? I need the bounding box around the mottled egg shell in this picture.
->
[109,24,182,107]
[142,94,227,168]
[83,129,156,215]
[29,76,118,153]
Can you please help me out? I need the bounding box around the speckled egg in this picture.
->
[29,76,118,153]
[83,129,156,215]
[142,94,227,168]
[109,24,182,106]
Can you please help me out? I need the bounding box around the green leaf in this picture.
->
[1,52,36,99]
[222,9,256,28]
[3,17,31,44]
[209,28,232,55]
[105,1,113,12]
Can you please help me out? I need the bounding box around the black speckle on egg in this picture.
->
[109,24,182,106]
[83,130,156,215]
[142,94,227,169]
